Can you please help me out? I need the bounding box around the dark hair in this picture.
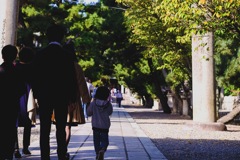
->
[18,47,35,63]
[1,44,18,62]
[63,41,77,62]
[95,86,110,100]
[46,24,66,42]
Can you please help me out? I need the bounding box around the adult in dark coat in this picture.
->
[0,45,24,160]
[14,47,36,158]
[32,24,77,160]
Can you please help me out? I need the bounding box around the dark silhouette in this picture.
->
[32,24,77,160]
[65,41,91,157]
[14,47,36,158]
[51,40,91,158]
[0,45,24,160]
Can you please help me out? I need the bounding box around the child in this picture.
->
[87,86,113,160]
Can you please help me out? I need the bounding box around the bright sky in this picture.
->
[82,0,99,4]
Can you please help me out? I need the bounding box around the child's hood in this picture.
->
[95,99,110,109]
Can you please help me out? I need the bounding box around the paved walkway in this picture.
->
[18,103,167,160]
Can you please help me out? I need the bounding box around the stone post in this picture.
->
[192,32,216,122]
[0,0,19,63]
[152,99,162,111]
[188,32,225,131]
[181,95,188,116]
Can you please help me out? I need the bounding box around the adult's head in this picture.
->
[85,77,89,82]
[46,24,66,43]
[95,86,110,101]
[18,47,35,64]
[1,44,18,63]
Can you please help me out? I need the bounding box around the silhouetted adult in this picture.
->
[32,24,77,160]
[0,45,24,160]
[14,47,36,158]
[51,40,91,158]
[63,41,91,144]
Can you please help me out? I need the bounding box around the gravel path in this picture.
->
[123,104,240,160]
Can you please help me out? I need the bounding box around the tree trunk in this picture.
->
[217,105,240,124]
[171,90,182,115]
[147,58,171,113]
[144,95,153,108]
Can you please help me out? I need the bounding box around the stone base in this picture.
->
[184,122,226,131]
[152,99,162,111]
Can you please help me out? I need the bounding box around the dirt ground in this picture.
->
[123,104,240,160]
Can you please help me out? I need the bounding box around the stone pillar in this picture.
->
[152,99,162,111]
[192,32,216,122]
[0,0,19,63]
[181,95,188,116]
[189,32,225,131]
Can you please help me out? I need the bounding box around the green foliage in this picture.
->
[114,63,129,85]
[215,36,240,95]
[159,0,240,39]
[18,0,240,100]
[78,58,95,71]
[116,0,192,95]
[18,0,132,84]
[116,0,240,97]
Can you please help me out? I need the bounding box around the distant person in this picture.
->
[92,84,99,99]
[86,77,94,98]
[116,90,123,107]
[0,45,24,160]
[110,88,115,103]
[87,86,113,160]
[83,77,94,120]
[32,24,77,160]
[14,47,37,158]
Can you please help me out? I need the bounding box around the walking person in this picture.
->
[0,45,24,160]
[87,86,113,160]
[65,41,91,154]
[92,84,99,99]
[14,47,37,158]
[52,40,91,158]
[116,90,123,107]
[83,77,94,120]
[32,24,77,160]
